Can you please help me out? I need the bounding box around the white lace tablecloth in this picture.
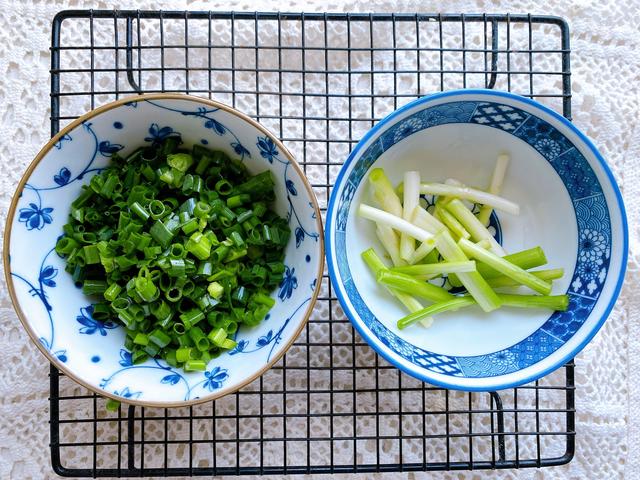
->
[1,0,638,478]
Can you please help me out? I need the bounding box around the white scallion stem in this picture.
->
[434,207,471,240]
[408,241,437,265]
[419,182,519,215]
[359,204,434,243]
[478,153,511,225]
[444,199,507,256]
[375,224,405,267]
[434,231,502,312]
[368,168,403,217]
[400,171,421,261]
[411,206,446,234]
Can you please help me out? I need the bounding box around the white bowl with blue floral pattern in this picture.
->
[5,94,323,406]
[326,89,627,391]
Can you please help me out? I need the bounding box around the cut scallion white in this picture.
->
[435,207,471,240]
[408,241,438,265]
[444,199,506,256]
[411,206,446,234]
[359,204,434,243]
[375,224,405,267]
[368,168,403,217]
[419,182,519,215]
[400,171,421,261]
[358,165,566,330]
[434,231,502,312]
[478,154,510,225]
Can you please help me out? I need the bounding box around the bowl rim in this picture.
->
[4,92,325,407]
[325,88,628,391]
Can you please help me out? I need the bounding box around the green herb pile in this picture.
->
[56,137,290,371]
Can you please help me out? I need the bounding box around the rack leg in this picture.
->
[490,392,507,462]
[127,405,137,471]
[486,19,499,89]
[125,17,142,93]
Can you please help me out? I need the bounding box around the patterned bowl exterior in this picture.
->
[5,94,323,406]
[326,89,627,391]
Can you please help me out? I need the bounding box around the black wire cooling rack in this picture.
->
[49,10,575,476]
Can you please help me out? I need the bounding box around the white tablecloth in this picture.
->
[0,0,638,478]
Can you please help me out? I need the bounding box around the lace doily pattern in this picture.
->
[0,1,637,479]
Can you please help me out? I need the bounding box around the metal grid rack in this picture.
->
[49,10,575,476]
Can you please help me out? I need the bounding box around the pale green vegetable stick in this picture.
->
[400,171,420,261]
[478,154,511,226]
[458,238,552,295]
[368,168,402,217]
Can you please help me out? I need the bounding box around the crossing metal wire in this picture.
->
[49,10,575,476]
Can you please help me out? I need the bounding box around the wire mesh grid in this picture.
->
[49,10,575,476]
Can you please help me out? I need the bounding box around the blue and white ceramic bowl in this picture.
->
[326,89,627,391]
[5,94,323,406]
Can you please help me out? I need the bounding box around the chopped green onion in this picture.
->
[148,200,166,220]
[208,327,228,347]
[83,279,108,296]
[83,245,101,265]
[149,220,174,249]
[133,333,149,346]
[130,201,150,221]
[104,283,122,302]
[135,276,158,302]
[149,329,172,348]
[57,139,289,373]
[176,347,193,363]
[180,308,205,328]
[184,359,207,371]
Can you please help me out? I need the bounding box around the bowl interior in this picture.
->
[327,90,626,390]
[348,123,576,357]
[7,95,323,405]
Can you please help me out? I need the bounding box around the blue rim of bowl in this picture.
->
[325,88,628,391]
